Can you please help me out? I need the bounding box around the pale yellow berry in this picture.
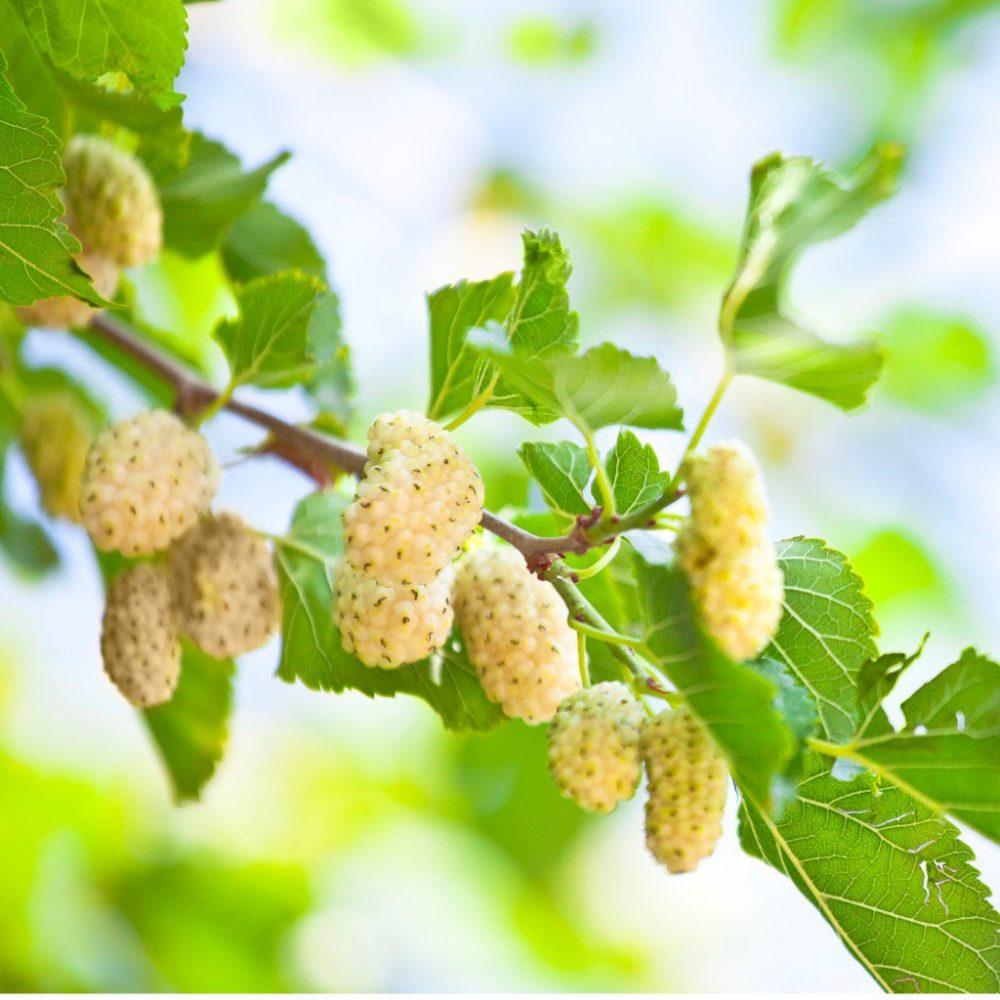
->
[80,410,220,557]
[333,560,454,668]
[18,394,92,521]
[548,682,645,813]
[16,246,118,330]
[453,546,580,724]
[641,708,728,874]
[675,441,783,661]
[101,563,180,708]
[168,513,280,659]
[342,410,484,586]
[62,135,162,267]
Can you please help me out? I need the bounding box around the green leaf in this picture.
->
[518,440,592,520]
[274,491,504,732]
[768,537,878,742]
[630,532,796,809]
[473,332,683,431]
[880,309,996,412]
[425,273,515,422]
[157,134,290,257]
[8,0,189,110]
[602,429,669,515]
[721,144,903,410]
[506,229,578,357]
[0,495,59,574]
[845,649,1000,843]
[214,271,345,391]
[143,642,235,803]
[221,200,327,285]
[0,59,103,307]
[739,752,1000,994]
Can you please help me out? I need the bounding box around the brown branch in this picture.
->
[85,313,681,563]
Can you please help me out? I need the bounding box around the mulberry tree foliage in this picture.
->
[0,3,997,993]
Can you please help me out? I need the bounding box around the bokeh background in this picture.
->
[3,0,1000,991]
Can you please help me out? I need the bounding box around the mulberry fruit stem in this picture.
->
[668,368,732,492]
[581,425,616,516]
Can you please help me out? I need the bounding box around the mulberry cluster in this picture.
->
[548,682,644,812]
[101,563,180,708]
[333,561,454,668]
[62,135,163,267]
[168,513,281,659]
[18,394,93,521]
[343,410,483,586]
[79,409,220,557]
[641,707,729,874]
[453,546,580,724]
[675,441,783,661]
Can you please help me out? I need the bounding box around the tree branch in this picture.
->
[85,313,681,565]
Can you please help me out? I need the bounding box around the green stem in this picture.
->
[668,369,732,490]
[569,620,646,650]
[576,631,590,687]
[573,537,621,579]
[582,426,615,515]
[443,374,497,432]
[192,379,235,427]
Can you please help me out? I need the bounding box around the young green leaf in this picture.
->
[472,332,683,431]
[221,201,327,285]
[506,229,579,357]
[843,649,1000,843]
[157,134,290,257]
[214,272,345,391]
[8,0,188,110]
[0,494,59,574]
[768,537,878,742]
[631,532,796,809]
[425,273,515,421]
[143,642,235,803]
[739,752,1000,994]
[602,429,669,515]
[518,440,592,519]
[0,58,104,308]
[721,144,903,411]
[274,491,504,732]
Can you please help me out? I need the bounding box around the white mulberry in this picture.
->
[453,546,580,724]
[641,708,728,874]
[101,563,181,708]
[80,410,220,557]
[168,513,281,659]
[342,410,483,585]
[333,560,454,668]
[675,441,783,662]
[16,246,118,330]
[18,394,92,521]
[62,135,162,267]
[548,682,645,813]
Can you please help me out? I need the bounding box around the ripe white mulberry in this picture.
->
[548,681,645,813]
[79,410,220,556]
[453,546,580,724]
[333,560,454,668]
[168,513,281,659]
[641,707,728,874]
[675,441,783,662]
[62,135,163,267]
[101,563,181,707]
[18,394,92,521]
[16,246,118,330]
[342,410,484,586]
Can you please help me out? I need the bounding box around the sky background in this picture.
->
[2,0,999,991]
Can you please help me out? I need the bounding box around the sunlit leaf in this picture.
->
[518,440,592,519]
[721,145,903,410]
[740,751,1000,994]
[602,429,669,515]
[221,200,327,284]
